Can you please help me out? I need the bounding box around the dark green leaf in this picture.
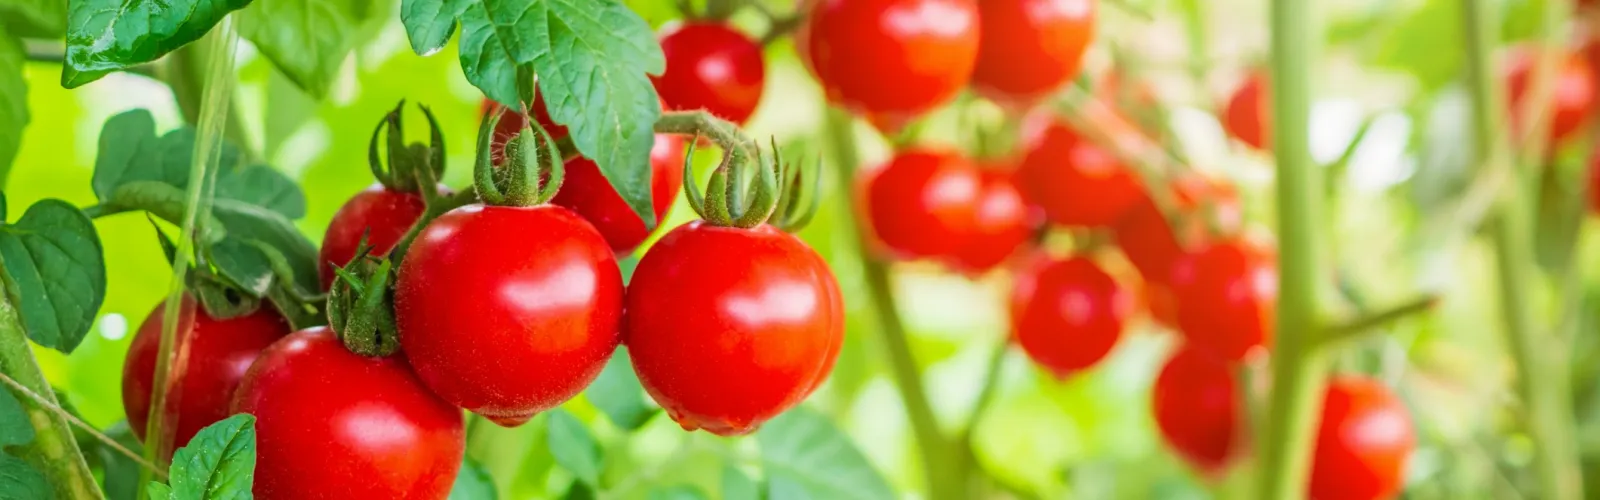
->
[649,485,709,500]
[0,199,107,353]
[455,5,521,107]
[239,0,365,98]
[400,0,472,56]
[561,480,595,500]
[0,386,31,447]
[756,407,894,500]
[92,110,307,219]
[0,27,26,188]
[146,481,172,500]
[0,0,66,37]
[62,0,253,87]
[546,408,601,486]
[585,347,657,431]
[204,238,274,297]
[0,454,50,500]
[165,414,255,500]
[722,464,759,500]
[449,456,498,500]
[215,165,307,220]
[211,201,320,296]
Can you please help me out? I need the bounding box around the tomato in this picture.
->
[860,148,982,260]
[232,327,464,499]
[971,0,1095,105]
[395,204,623,426]
[1151,345,1239,474]
[552,135,686,254]
[1169,239,1276,361]
[1114,174,1241,285]
[625,222,843,436]
[798,0,981,129]
[121,298,288,451]
[1223,72,1271,150]
[1505,46,1597,145]
[949,167,1032,274]
[1010,256,1131,378]
[1016,112,1143,227]
[655,22,766,124]
[1142,281,1180,328]
[318,185,428,290]
[1308,377,1415,500]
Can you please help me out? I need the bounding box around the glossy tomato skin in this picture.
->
[552,135,686,254]
[1505,47,1597,144]
[1017,112,1143,227]
[625,222,843,436]
[949,167,1032,274]
[1010,256,1132,378]
[1152,345,1239,474]
[1224,72,1271,150]
[1308,377,1415,500]
[232,327,464,500]
[1169,239,1276,361]
[972,0,1096,104]
[1114,174,1242,286]
[799,0,981,129]
[318,186,428,290]
[655,22,766,124]
[396,204,623,427]
[121,298,288,450]
[861,149,982,260]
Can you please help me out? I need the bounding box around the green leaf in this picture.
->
[454,5,522,108]
[239,0,365,98]
[0,0,66,37]
[648,485,709,500]
[0,199,107,353]
[1366,0,1463,92]
[560,481,595,500]
[91,422,145,500]
[211,202,320,296]
[0,386,32,447]
[722,465,759,500]
[91,110,305,219]
[0,454,50,500]
[146,481,172,500]
[546,408,601,486]
[0,27,27,189]
[449,456,498,500]
[757,407,895,500]
[585,347,657,431]
[400,0,472,56]
[62,0,254,87]
[215,165,307,220]
[164,414,255,500]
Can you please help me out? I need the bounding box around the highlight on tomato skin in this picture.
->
[947,165,1033,275]
[655,21,767,125]
[859,148,983,260]
[1308,377,1416,500]
[1010,255,1132,379]
[1015,111,1145,228]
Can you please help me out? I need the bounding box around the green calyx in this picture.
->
[473,105,564,207]
[326,236,399,358]
[682,136,820,231]
[368,100,447,195]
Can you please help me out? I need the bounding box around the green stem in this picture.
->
[1253,0,1329,496]
[822,107,957,500]
[164,37,253,158]
[1317,295,1438,346]
[0,294,102,499]
[1176,0,1212,103]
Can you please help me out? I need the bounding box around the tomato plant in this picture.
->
[971,0,1096,105]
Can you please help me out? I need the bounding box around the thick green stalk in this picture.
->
[0,293,102,499]
[1253,0,1329,496]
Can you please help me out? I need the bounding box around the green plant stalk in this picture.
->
[1176,0,1211,100]
[0,291,102,499]
[822,107,958,500]
[164,35,252,157]
[1253,0,1329,495]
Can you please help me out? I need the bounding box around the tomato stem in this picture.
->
[1316,295,1438,347]
[0,371,166,479]
[0,291,103,499]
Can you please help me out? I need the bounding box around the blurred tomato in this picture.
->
[971,0,1095,105]
[1114,174,1242,285]
[1309,377,1415,500]
[948,165,1032,274]
[860,148,982,259]
[1152,345,1239,473]
[655,22,766,124]
[1169,238,1276,361]
[1504,46,1596,145]
[1011,255,1132,378]
[1224,72,1271,150]
[1016,112,1143,227]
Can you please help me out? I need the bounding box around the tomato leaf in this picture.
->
[0,198,107,353]
[561,480,596,500]
[449,456,499,500]
[0,0,66,37]
[62,0,253,87]
[0,454,50,500]
[400,0,472,56]
[239,0,371,99]
[0,26,28,189]
[756,407,895,500]
[648,485,709,500]
[161,413,256,500]
[721,464,759,500]
[0,373,31,447]
[546,408,602,486]
[146,481,173,500]
[88,421,145,500]
[585,347,658,431]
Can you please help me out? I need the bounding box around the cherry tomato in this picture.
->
[552,135,686,254]
[1309,377,1415,500]
[948,167,1032,274]
[1151,345,1239,474]
[1114,174,1241,285]
[799,0,981,129]
[1016,112,1143,227]
[396,204,623,426]
[232,327,464,499]
[655,22,766,124]
[121,298,288,451]
[625,222,843,436]
[1010,256,1131,378]
[1169,239,1276,361]
[1505,46,1597,145]
[860,148,982,260]
[1224,72,1271,150]
[318,185,427,290]
[971,0,1095,105]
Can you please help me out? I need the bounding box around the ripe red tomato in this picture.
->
[552,135,686,254]
[1010,256,1132,378]
[1505,46,1597,145]
[1114,174,1241,285]
[1151,345,1239,474]
[1016,112,1143,227]
[1308,377,1415,500]
[860,148,982,260]
[625,221,843,436]
[1224,72,1271,150]
[948,167,1032,274]
[971,0,1095,105]
[232,327,464,499]
[318,185,427,290]
[655,22,766,124]
[798,0,981,129]
[395,204,623,427]
[121,298,288,451]
[1169,239,1276,361]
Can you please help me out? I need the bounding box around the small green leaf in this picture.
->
[239,0,365,98]
[0,0,66,37]
[757,407,895,500]
[722,465,759,500]
[648,485,709,500]
[0,27,27,189]
[449,456,498,500]
[0,454,50,500]
[546,409,601,486]
[205,238,275,297]
[400,0,472,56]
[211,201,320,296]
[0,199,107,353]
[165,414,255,500]
[146,481,172,500]
[585,347,657,431]
[215,165,307,220]
[62,0,253,87]
[0,386,32,447]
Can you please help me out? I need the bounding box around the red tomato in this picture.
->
[971,0,1096,105]
[1308,377,1415,500]
[948,167,1032,274]
[798,0,981,129]
[1224,72,1271,150]
[1505,46,1597,145]
[552,135,686,254]
[625,222,843,436]
[395,204,623,427]
[1010,256,1131,378]
[1151,345,1239,473]
[655,22,766,124]
[1142,281,1180,328]
[121,298,288,451]
[232,327,464,499]
[1016,112,1143,227]
[1114,174,1241,285]
[318,186,427,290]
[860,148,982,260]
[1169,239,1276,361]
